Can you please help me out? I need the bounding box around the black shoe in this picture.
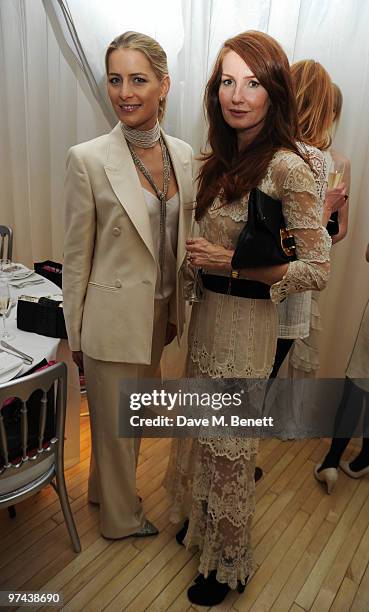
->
[187,570,246,606]
[176,519,189,545]
[255,466,263,482]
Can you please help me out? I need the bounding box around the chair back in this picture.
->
[0,363,67,503]
[0,225,13,261]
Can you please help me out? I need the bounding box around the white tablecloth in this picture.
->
[7,273,62,368]
[4,270,80,467]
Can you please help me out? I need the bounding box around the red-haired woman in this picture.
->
[165,31,331,606]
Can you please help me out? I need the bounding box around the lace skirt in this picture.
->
[288,291,322,376]
[164,289,277,588]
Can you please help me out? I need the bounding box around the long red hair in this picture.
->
[196,31,303,220]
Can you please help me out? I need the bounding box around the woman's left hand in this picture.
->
[186,238,233,272]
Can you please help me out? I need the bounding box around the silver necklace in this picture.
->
[127,137,171,289]
[120,121,160,149]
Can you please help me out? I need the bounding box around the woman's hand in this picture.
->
[72,351,84,371]
[186,238,233,272]
[325,184,347,215]
[165,322,177,345]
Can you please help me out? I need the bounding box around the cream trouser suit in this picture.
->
[62,124,194,537]
[85,298,168,538]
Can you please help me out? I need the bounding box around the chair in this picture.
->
[0,362,81,552]
[0,225,13,261]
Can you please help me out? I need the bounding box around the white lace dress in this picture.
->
[164,149,331,589]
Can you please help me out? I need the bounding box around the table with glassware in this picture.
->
[0,264,80,467]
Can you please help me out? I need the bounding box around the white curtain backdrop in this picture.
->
[1,0,369,376]
[0,0,109,266]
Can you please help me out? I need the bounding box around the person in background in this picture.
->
[63,31,193,539]
[165,31,331,606]
[287,61,347,379]
[315,243,369,492]
[328,82,350,244]
[269,62,347,382]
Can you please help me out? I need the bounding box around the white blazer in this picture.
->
[63,123,194,364]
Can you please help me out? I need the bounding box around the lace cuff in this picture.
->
[270,259,329,303]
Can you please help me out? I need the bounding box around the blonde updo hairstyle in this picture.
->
[291,59,334,150]
[105,31,169,122]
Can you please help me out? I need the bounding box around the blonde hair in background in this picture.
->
[105,31,169,122]
[332,82,343,125]
[291,59,334,150]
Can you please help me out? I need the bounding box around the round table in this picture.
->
[4,270,80,467]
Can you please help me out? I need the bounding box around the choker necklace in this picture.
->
[120,120,160,149]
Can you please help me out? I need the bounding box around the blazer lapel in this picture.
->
[104,124,156,261]
[162,132,192,273]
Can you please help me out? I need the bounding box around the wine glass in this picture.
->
[0,279,13,340]
[183,261,203,304]
[182,225,203,304]
[328,160,344,189]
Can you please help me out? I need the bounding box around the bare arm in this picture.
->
[332,157,351,244]
[186,238,288,285]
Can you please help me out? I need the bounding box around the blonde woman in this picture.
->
[270,61,343,380]
[287,61,347,379]
[315,243,369,493]
[329,83,350,244]
[63,32,193,539]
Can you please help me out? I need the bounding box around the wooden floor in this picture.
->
[1,396,369,611]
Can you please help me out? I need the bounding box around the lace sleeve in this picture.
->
[270,156,331,304]
[297,143,328,218]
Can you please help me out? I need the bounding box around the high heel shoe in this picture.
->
[314,463,338,494]
[187,570,247,606]
[127,519,158,538]
[339,460,369,479]
[255,466,263,482]
[175,519,189,545]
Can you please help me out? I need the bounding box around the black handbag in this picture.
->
[326,211,339,236]
[231,188,296,269]
[17,297,67,339]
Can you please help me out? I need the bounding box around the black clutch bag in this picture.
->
[231,188,296,269]
[17,298,68,339]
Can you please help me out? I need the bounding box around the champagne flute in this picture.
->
[0,279,13,339]
[182,224,203,304]
[328,160,344,189]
